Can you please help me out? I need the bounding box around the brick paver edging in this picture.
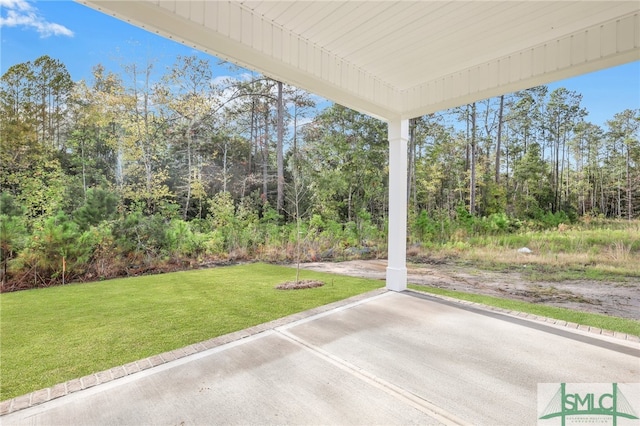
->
[2,286,637,416]
[0,288,388,416]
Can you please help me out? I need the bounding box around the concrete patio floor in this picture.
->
[2,290,638,425]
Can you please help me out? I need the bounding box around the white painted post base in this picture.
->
[386,119,409,292]
[386,266,407,292]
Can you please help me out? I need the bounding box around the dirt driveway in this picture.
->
[297,259,640,320]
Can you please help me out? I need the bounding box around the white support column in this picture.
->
[386,119,409,291]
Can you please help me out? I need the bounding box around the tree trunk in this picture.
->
[407,118,416,210]
[262,104,269,202]
[276,81,284,213]
[553,120,560,213]
[184,128,192,220]
[222,141,228,193]
[81,137,87,201]
[248,99,255,176]
[627,143,632,220]
[470,102,477,216]
[495,94,504,184]
[559,132,566,210]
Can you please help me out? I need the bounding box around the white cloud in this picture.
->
[211,72,255,87]
[211,75,235,87]
[0,0,73,38]
[0,0,31,11]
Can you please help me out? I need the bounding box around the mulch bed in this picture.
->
[275,280,325,290]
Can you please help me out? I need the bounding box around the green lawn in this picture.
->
[3,262,637,402]
[0,263,382,401]
[409,285,640,336]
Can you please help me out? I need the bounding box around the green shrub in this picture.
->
[165,219,198,257]
[536,211,571,229]
[1,215,27,283]
[486,212,510,232]
[0,192,24,217]
[112,210,169,258]
[21,212,83,281]
[78,222,117,279]
[413,210,435,241]
[73,188,117,231]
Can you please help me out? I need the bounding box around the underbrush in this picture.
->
[3,209,638,291]
[1,239,384,292]
[1,207,384,291]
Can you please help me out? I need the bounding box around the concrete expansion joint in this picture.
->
[275,328,471,426]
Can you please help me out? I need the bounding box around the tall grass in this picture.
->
[413,219,640,282]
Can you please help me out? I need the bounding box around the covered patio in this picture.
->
[1,3,639,424]
[77,0,639,291]
[2,289,638,424]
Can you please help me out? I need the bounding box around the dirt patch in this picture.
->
[296,259,640,320]
[275,280,325,290]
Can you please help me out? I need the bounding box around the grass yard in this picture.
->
[409,285,640,336]
[3,260,637,403]
[0,263,382,401]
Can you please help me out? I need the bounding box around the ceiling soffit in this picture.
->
[80,1,640,121]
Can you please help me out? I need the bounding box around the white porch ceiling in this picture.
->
[79,1,640,121]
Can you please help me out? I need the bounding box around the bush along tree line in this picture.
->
[1,55,639,290]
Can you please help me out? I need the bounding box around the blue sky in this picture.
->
[1,0,639,127]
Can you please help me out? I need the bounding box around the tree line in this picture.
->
[1,55,638,289]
